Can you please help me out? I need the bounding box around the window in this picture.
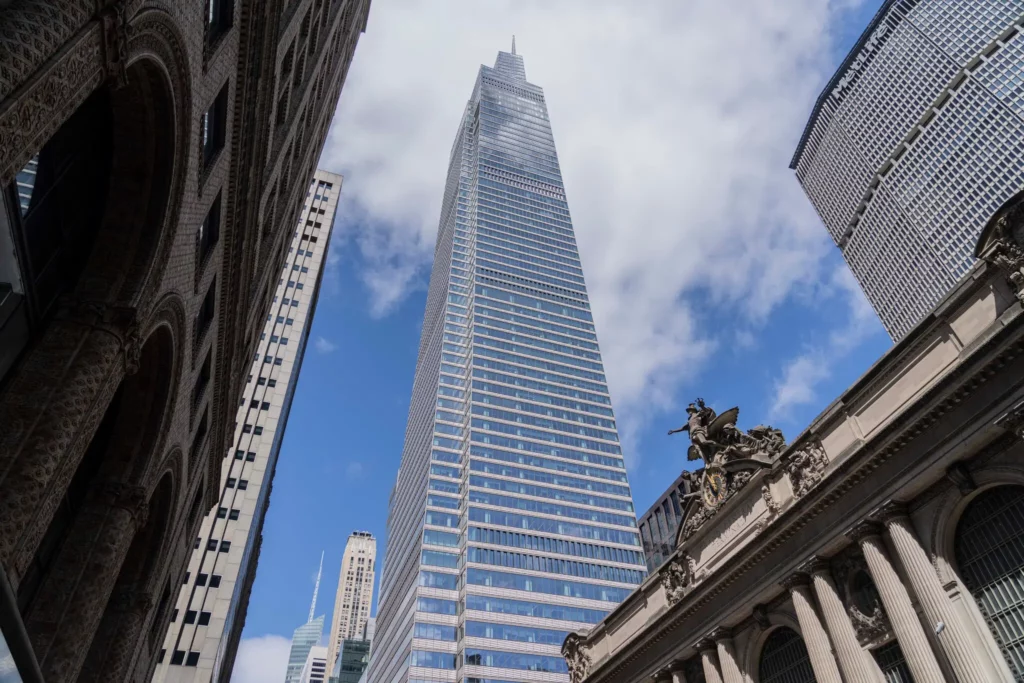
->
[242,425,252,434]
[207,540,218,551]
[171,650,185,665]
[285,318,293,326]
[253,426,264,435]
[229,509,240,520]
[237,480,248,491]
[249,400,259,409]
[194,537,200,549]
[216,507,227,518]
[234,450,244,460]
[197,573,208,586]
[261,402,270,410]
[183,572,191,584]
[201,83,229,168]
[159,649,165,664]
[186,651,200,666]
[192,409,209,459]
[245,451,256,462]
[219,541,231,553]
[272,359,282,367]
[198,611,212,626]
[194,279,217,351]
[226,478,236,487]
[197,193,221,265]
[184,610,197,624]
[268,378,277,387]
[171,609,179,622]
[210,575,222,587]
[205,0,234,44]
[257,377,266,385]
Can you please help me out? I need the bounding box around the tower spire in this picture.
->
[512,35,516,55]
[308,551,323,623]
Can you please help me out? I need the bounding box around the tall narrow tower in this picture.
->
[285,555,328,683]
[154,170,343,683]
[367,48,646,683]
[326,531,377,673]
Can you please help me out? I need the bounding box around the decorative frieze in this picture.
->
[784,438,829,498]
[563,632,592,683]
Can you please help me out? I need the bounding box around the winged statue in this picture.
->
[669,399,784,470]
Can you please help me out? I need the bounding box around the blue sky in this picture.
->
[233,1,890,679]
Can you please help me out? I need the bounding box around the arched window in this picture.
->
[759,626,815,683]
[954,484,1024,679]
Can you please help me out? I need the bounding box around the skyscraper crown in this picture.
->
[493,47,526,83]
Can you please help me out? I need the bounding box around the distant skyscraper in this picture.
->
[637,472,696,573]
[367,44,646,683]
[792,0,1024,340]
[286,555,328,683]
[154,170,343,683]
[326,532,377,672]
[328,639,372,683]
[298,645,329,683]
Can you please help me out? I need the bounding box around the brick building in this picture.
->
[0,1,370,681]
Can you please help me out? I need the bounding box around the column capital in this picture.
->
[780,572,811,590]
[653,669,673,682]
[669,661,688,674]
[847,520,884,543]
[710,627,734,642]
[798,556,832,576]
[878,501,910,524]
[694,638,717,653]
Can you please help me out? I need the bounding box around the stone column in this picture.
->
[695,638,724,683]
[77,586,155,683]
[25,482,148,683]
[782,574,843,683]
[711,628,744,683]
[880,503,993,683]
[803,557,885,682]
[850,521,946,683]
[669,663,688,683]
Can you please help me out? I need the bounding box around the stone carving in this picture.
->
[976,194,1024,304]
[99,482,150,528]
[562,632,591,683]
[996,401,1024,440]
[945,462,977,496]
[831,548,893,647]
[761,482,780,516]
[752,604,771,630]
[784,439,829,498]
[670,400,784,538]
[661,552,697,605]
[99,2,129,88]
[669,399,785,469]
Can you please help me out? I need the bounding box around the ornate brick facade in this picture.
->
[0,0,370,681]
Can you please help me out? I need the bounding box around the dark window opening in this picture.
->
[196,193,221,267]
[194,278,217,352]
[192,351,212,415]
[205,0,234,45]
[201,83,229,169]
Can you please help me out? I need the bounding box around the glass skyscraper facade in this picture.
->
[367,47,645,683]
[792,0,1024,340]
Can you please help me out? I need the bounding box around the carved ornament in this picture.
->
[98,1,129,88]
[562,632,591,683]
[783,439,829,498]
[661,552,697,606]
[975,192,1024,305]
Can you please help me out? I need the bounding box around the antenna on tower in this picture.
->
[308,551,324,623]
[512,35,516,55]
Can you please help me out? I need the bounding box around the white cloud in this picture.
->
[346,461,366,478]
[323,0,869,464]
[230,635,291,683]
[314,336,337,354]
[770,267,881,419]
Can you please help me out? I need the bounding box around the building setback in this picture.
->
[367,44,647,683]
[0,1,369,682]
[637,473,696,573]
[792,0,1024,340]
[326,531,377,673]
[153,171,342,682]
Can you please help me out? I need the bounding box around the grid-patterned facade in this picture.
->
[791,0,1024,340]
[152,170,342,683]
[328,532,377,674]
[366,48,646,683]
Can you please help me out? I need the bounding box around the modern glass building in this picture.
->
[367,45,646,683]
[791,0,1024,340]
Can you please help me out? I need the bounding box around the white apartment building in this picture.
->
[153,170,343,682]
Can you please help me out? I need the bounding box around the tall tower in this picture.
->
[367,47,646,683]
[791,0,1024,340]
[154,170,343,682]
[326,531,377,672]
[285,555,327,683]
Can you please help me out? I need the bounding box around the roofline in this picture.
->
[788,0,902,169]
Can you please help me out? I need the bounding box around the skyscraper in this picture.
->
[298,645,330,683]
[367,44,646,683]
[327,531,377,672]
[791,0,1024,340]
[286,554,328,683]
[154,170,343,683]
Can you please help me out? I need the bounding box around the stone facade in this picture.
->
[0,1,370,681]
[567,194,1024,683]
